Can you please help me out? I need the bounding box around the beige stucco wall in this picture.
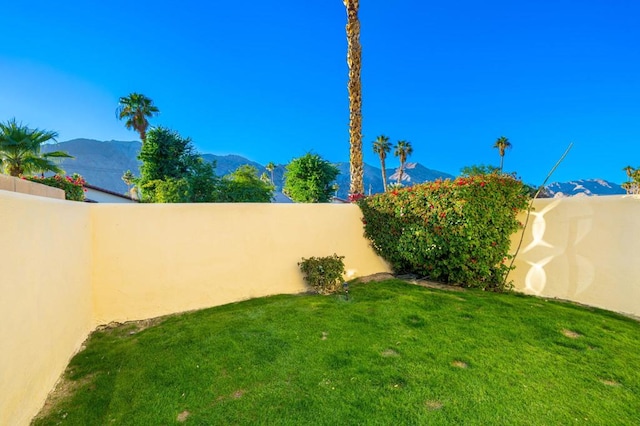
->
[0,192,93,426]
[0,174,65,200]
[509,195,640,317]
[90,203,391,324]
[5,189,640,425]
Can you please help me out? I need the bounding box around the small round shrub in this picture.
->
[298,254,346,295]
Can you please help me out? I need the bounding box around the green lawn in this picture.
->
[34,280,640,425]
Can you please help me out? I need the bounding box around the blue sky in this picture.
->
[1,0,638,185]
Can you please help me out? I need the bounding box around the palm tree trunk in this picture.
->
[380,158,388,192]
[8,163,22,177]
[499,155,504,172]
[398,163,404,185]
[345,0,363,195]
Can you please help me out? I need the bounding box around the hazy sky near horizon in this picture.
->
[1,0,639,184]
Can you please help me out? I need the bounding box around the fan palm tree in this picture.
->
[266,162,276,185]
[372,135,392,191]
[394,140,413,184]
[493,136,512,172]
[116,93,159,141]
[0,118,71,177]
[344,0,363,195]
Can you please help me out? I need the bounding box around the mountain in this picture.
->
[40,139,623,200]
[545,179,625,197]
[40,139,454,199]
[42,139,142,194]
[334,162,454,199]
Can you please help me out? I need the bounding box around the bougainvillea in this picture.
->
[357,174,529,291]
[23,174,86,201]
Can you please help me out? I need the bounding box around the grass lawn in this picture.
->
[34,280,640,425]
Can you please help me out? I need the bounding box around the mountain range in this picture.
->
[42,139,625,200]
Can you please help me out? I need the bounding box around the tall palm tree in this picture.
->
[266,162,276,185]
[493,136,512,172]
[372,135,391,191]
[344,0,363,195]
[394,140,413,184]
[116,93,159,141]
[623,165,635,181]
[0,119,71,177]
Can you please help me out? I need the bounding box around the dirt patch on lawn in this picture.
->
[95,316,168,335]
[425,400,444,410]
[32,373,96,421]
[381,349,399,357]
[452,360,468,369]
[562,329,582,339]
[177,410,190,422]
[355,273,466,292]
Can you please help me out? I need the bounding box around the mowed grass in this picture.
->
[34,280,640,425]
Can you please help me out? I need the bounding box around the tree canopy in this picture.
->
[283,153,339,203]
[137,127,219,203]
[218,165,275,203]
[116,93,159,141]
[0,118,72,176]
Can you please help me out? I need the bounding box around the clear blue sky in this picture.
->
[1,0,638,184]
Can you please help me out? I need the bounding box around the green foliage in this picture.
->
[298,254,346,295]
[24,174,86,201]
[460,164,500,176]
[116,93,159,140]
[137,127,219,203]
[32,281,640,425]
[141,178,190,203]
[139,127,195,182]
[218,165,275,202]
[357,174,529,291]
[283,153,339,203]
[0,118,72,177]
[622,165,640,194]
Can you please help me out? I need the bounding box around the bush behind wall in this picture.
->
[357,174,529,291]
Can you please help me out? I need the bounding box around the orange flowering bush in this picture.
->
[357,174,529,291]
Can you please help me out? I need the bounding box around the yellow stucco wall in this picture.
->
[0,174,65,200]
[90,203,391,324]
[509,195,640,317]
[0,192,93,426]
[4,190,640,425]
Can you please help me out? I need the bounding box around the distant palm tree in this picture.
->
[493,136,512,172]
[372,135,392,192]
[266,162,276,185]
[394,140,413,184]
[344,0,363,195]
[0,118,71,176]
[623,165,635,181]
[116,93,159,141]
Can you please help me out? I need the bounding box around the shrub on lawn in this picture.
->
[357,174,529,291]
[298,254,346,295]
[23,174,86,201]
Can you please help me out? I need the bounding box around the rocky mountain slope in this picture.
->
[42,139,454,199]
[42,139,624,199]
[545,179,625,197]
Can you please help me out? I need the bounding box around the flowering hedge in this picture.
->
[357,174,529,291]
[23,174,86,201]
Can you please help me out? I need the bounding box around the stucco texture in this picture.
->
[0,192,93,426]
[3,189,640,425]
[510,195,640,317]
[90,203,391,324]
